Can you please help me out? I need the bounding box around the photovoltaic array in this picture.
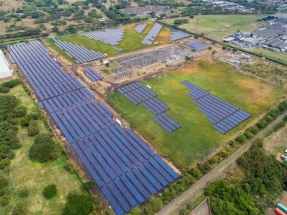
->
[142,23,162,45]
[82,27,125,46]
[53,39,105,64]
[118,82,180,133]
[182,80,251,134]
[8,41,179,215]
[135,24,147,33]
[84,67,103,82]
[170,30,190,41]
[185,40,209,51]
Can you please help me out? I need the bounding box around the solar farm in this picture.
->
[8,41,179,215]
[185,40,210,51]
[53,38,106,64]
[170,30,191,41]
[142,23,163,45]
[108,59,282,168]
[117,82,180,133]
[6,18,286,215]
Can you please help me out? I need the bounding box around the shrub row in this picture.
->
[0,79,21,93]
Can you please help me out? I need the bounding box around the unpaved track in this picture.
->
[156,111,287,215]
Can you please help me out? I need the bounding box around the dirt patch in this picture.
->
[263,124,287,155]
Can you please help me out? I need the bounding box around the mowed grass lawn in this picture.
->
[0,86,86,215]
[163,14,264,38]
[252,47,287,64]
[47,22,172,61]
[107,59,284,168]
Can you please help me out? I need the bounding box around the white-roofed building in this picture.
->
[0,49,12,79]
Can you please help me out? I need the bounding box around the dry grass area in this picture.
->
[263,124,287,155]
[0,0,25,11]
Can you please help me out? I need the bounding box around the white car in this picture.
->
[285,149,287,153]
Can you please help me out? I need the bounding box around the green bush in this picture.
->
[29,134,59,163]
[247,126,258,135]
[189,168,201,178]
[256,119,268,129]
[43,184,57,199]
[0,86,10,93]
[34,133,53,144]
[12,202,27,215]
[14,106,27,118]
[28,120,39,137]
[20,117,29,127]
[236,134,247,143]
[18,187,29,198]
[244,131,254,139]
[0,159,10,170]
[62,194,93,215]
[26,112,40,120]
[0,176,8,189]
[0,195,10,206]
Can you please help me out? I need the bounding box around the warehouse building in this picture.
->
[0,49,12,79]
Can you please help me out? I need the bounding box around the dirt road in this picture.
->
[156,111,287,215]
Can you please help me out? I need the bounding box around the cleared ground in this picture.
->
[0,86,86,215]
[163,15,265,39]
[47,22,172,62]
[107,59,284,168]
[252,47,287,65]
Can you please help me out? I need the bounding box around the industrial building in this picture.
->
[0,49,12,79]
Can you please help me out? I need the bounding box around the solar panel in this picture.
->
[182,80,251,134]
[185,40,209,51]
[8,41,179,215]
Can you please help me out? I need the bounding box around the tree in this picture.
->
[29,136,59,163]
[212,50,217,55]
[185,56,191,61]
[174,19,183,25]
[232,48,238,52]
[43,184,57,199]
[62,194,93,215]
[28,120,39,137]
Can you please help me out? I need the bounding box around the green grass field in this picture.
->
[0,86,86,215]
[252,47,287,64]
[163,15,265,39]
[47,22,172,61]
[107,59,284,168]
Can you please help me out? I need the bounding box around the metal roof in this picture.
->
[0,49,12,79]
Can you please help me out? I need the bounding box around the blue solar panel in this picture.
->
[8,41,179,215]
[183,80,251,134]
[185,40,209,51]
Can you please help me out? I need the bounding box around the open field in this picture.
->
[163,15,265,39]
[107,59,285,168]
[47,22,172,61]
[0,85,86,215]
[263,124,287,156]
[252,47,287,64]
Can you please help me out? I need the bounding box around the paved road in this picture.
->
[156,111,287,215]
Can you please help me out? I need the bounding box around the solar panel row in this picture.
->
[135,24,147,33]
[82,27,124,46]
[113,46,123,52]
[53,39,105,64]
[142,23,162,45]
[117,82,180,133]
[8,41,179,215]
[185,40,209,51]
[170,30,191,41]
[84,67,103,82]
[182,80,251,134]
